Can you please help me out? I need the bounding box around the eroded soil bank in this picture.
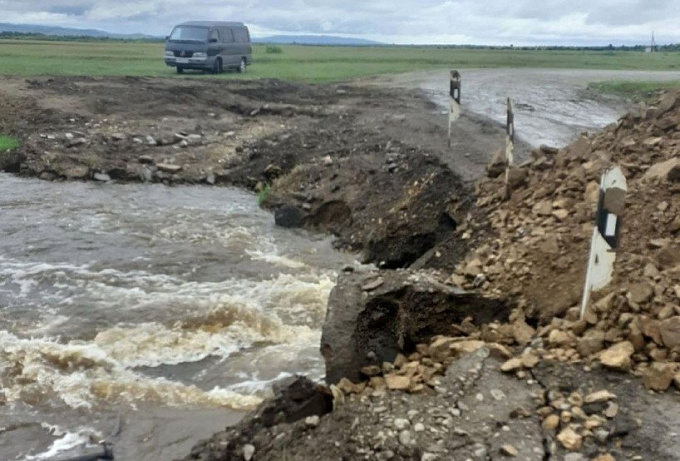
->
[0,75,519,272]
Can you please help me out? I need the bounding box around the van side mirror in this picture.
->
[209,38,218,43]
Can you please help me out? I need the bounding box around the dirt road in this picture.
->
[384,68,680,148]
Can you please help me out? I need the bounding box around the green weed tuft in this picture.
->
[257,184,271,205]
[0,134,19,152]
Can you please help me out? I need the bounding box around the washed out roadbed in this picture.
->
[5,75,680,461]
[0,75,516,270]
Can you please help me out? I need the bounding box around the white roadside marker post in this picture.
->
[448,70,461,148]
[580,166,627,319]
[504,98,515,199]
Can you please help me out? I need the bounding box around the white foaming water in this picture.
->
[0,175,361,459]
[26,426,97,461]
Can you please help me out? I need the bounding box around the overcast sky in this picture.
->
[0,0,679,45]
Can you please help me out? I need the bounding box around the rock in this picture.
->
[145,135,157,146]
[0,149,25,173]
[643,362,676,391]
[243,444,255,461]
[642,158,680,182]
[657,246,680,268]
[556,427,582,451]
[320,271,508,384]
[521,351,540,368]
[506,167,527,190]
[65,165,90,179]
[532,201,552,216]
[362,278,384,291]
[304,415,320,427]
[360,365,381,377]
[463,258,483,277]
[565,136,591,160]
[385,375,410,391]
[542,414,560,431]
[627,282,654,305]
[499,444,518,457]
[487,149,507,178]
[398,430,411,446]
[577,330,605,357]
[393,418,409,430]
[599,341,634,371]
[659,316,680,348]
[156,163,182,174]
[538,235,560,254]
[138,155,154,164]
[644,263,661,278]
[548,329,573,347]
[206,173,216,185]
[592,455,616,461]
[93,172,111,182]
[584,390,616,403]
[563,454,586,461]
[274,205,305,228]
[501,357,523,372]
[552,209,569,220]
[512,320,535,345]
[428,336,456,361]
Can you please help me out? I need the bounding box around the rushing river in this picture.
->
[0,173,360,460]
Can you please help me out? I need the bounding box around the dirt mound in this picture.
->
[450,89,680,389]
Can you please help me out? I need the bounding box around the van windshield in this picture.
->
[169,26,208,42]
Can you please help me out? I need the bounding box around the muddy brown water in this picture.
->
[0,174,360,460]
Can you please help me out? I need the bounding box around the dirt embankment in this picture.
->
[0,76,510,270]
[182,89,680,461]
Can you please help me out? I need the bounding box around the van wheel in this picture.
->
[213,59,223,74]
[237,58,247,73]
[176,66,184,74]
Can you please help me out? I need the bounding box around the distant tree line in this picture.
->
[433,44,680,52]
[0,31,163,43]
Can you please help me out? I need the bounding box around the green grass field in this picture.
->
[1,40,680,83]
[588,80,680,99]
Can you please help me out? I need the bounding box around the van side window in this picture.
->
[210,29,220,42]
[234,28,249,43]
[221,28,235,43]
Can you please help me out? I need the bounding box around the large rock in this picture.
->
[0,149,25,173]
[659,316,680,348]
[643,363,677,391]
[274,204,305,228]
[320,270,509,384]
[599,341,634,371]
[642,158,680,182]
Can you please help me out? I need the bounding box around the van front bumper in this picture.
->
[164,57,211,69]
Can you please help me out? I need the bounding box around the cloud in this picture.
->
[0,0,678,44]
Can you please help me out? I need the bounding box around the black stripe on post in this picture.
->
[450,71,461,104]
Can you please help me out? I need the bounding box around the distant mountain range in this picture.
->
[254,35,382,46]
[0,23,383,45]
[0,23,156,39]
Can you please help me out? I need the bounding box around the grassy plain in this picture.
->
[588,79,680,99]
[1,40,680,83]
